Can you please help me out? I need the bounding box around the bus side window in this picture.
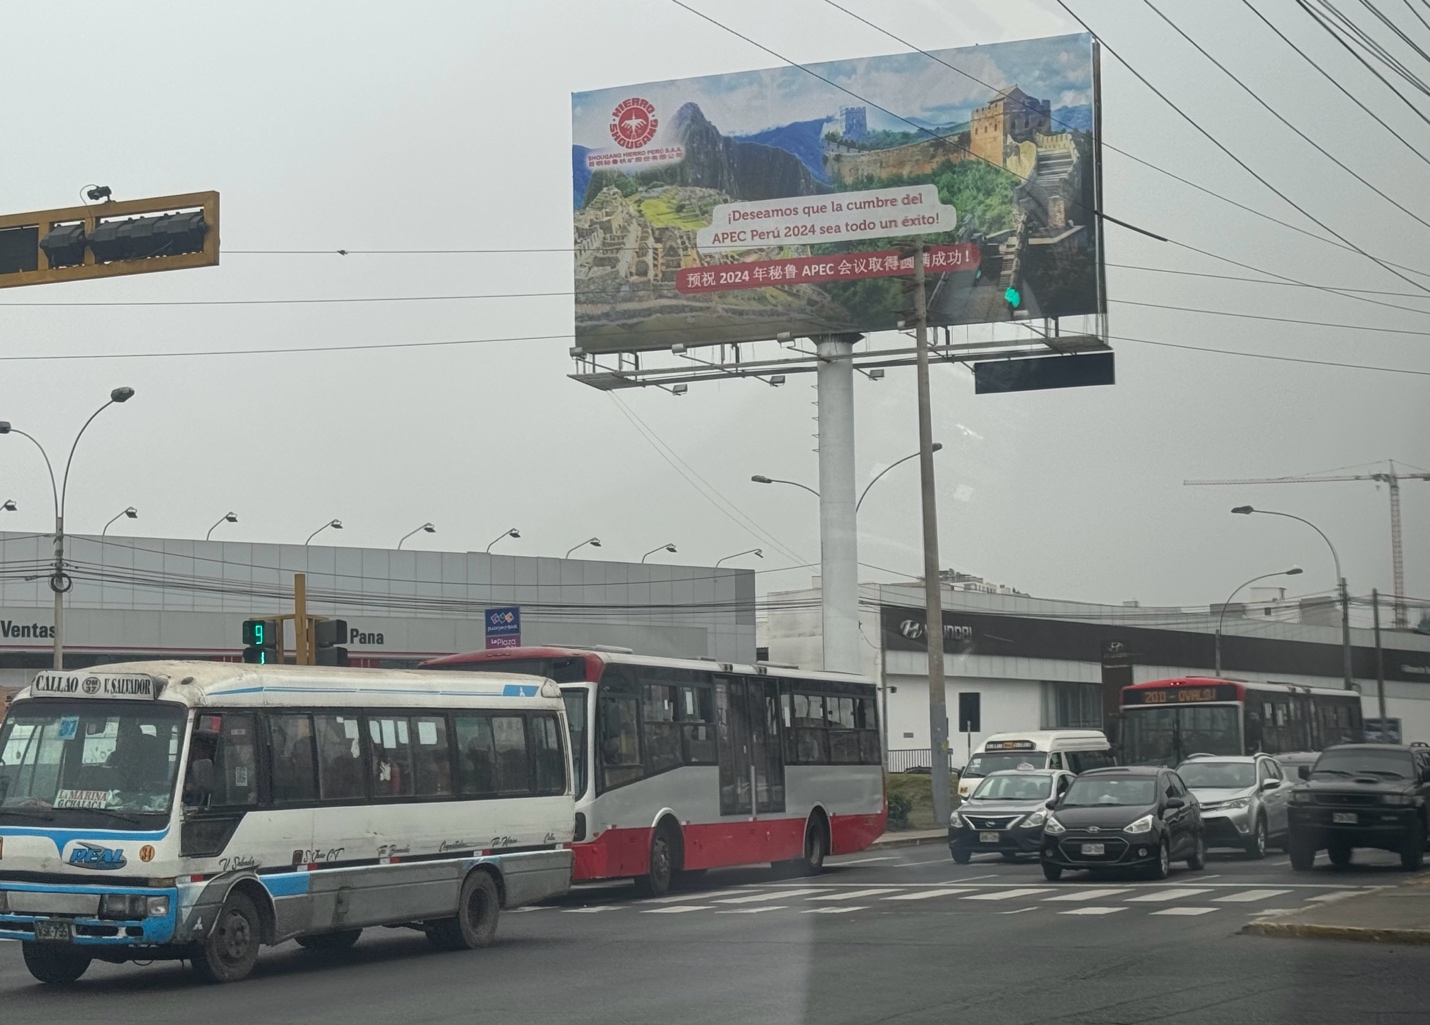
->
[188,713,257,808]
[267,714,317,805]
[598,693,643,790]
[1049,752,1064,770]
[368,716,415,798]
[314,715,367,802]
[454,716,497,797]
[679,686,717,765]
[531,714,566,796]
[411,716,452,797]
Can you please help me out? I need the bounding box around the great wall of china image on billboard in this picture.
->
[571,33,1103,354]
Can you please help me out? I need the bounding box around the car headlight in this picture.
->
[1020,810,1047,829]
[1124,814,1155,834]
[1044,815,1066,834]
[949,811,965,828]
[1290,790,1314,804]
[1380,793,1413,806]
[1220,798,1250,811]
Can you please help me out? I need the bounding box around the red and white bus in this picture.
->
[1120,676,1364,766]
[421,647,886,895]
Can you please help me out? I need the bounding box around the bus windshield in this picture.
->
[1122,705,1241,766]
[963,751,1049,778]
[0,701,187,826]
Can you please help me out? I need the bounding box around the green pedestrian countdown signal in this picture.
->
[241,618,280,664]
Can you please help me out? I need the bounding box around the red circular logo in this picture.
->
[609,97,658,150]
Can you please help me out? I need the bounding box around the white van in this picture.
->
[957,730,1114,800]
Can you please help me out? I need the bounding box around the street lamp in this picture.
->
[1215,566,1302,676]
[205,511,238,541]
[305,519,343,545]
[485,528,520,554]
[565,537,601,559]
[397,522,436,549]
[750,474,820,498]
[641,542,677,563]
[0,385,136,668]
[715,548,763,568]
[1232,505,1352,688]
[2,499,15,512]
[752,443,943,513]
[101,506,138,537]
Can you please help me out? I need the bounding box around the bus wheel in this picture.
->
[295,929,362,953]
[21,942,92,985]
[634,825,679,898]
[794,816,828,877]
[194,891,262,983]
[429,872,501,950]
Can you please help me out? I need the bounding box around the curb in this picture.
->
[871,833,947,850]
[1242,921,1430,945]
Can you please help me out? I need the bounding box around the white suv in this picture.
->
[1175,753,1290,859]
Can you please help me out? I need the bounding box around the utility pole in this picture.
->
[911,237,951,825]
[294,573,310,666]
[1339,576,1353,691]
[1373,588,1386,734]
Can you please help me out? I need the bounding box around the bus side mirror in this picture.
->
[190,758,217,793]
[1298,765,1311,780]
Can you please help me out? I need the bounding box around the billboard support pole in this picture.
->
[815,333,861,675]
[1373,588,1386,736]
[912,237,952,826]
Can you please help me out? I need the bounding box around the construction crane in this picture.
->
[1185,461,1429,628]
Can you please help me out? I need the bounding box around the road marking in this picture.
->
[803,906,865,914]
[509,906,553,913]
[714,888,825,904]
[807,888,903,901]
[1306,891,1360,902]
[1126,888,1214,903]
[1214,889,1292,903]
[716,906,787,914]
[935,874,1002,883]
[641,893,728,904]
[833,856,896,865]
[1151,907,1219,916]
[561,907,621,913]
[1000,906,1039,915]
[1043,888,1134,903]
[1248,908,1300,916]
[1058,906,1126,916]
[883,888,975,901]
[963,888,1053,901]
[640,905,709,914]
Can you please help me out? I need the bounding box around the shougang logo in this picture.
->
[609,97,657,149]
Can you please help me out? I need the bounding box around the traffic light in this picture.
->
[314,619,349,667]
[88,210,208,263]
[242,619,280,664]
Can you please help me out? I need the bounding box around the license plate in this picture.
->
[33,919,73,943]
[979,831,1000,843]
[1332,812,1357,824]
[1081,843,1105,856]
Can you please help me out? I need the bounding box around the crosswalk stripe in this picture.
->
[833,856,896,865]
[509,906,553,913]
[1043,888,1134,903]
[1306,891,1359,902]
[1151,907,1219,916]
[963,888,1053,901]
[1213,889,1292,903]
[716,906,786,914]
[1058,906,1126,916]
[561,907,620,913]
[1126,888,1213,903]
[641,905,708,914]
[882,888,974,901]
[714,888,825,904]
[803,906,865,914]
[807,888,903,901]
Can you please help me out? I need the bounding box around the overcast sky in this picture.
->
[1,0,1425,614]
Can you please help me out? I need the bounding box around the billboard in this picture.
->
[572,34,1102,354]
[485,607,521,650]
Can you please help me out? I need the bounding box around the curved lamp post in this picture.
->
[305,519,343,545]
[101,506,138,537]
[397,522,436,549]
[752,443,943,513]
[715,548,763,569]
[565,537,601,559]
[641,543,677,564]
[206,511,238,541]
[1215,566,1302,676]
[0,385,137,668]
[485,528,520,554]
[1233,505,1351,688]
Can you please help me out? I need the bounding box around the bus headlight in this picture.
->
[146,896,170,918]
[100,894,147,920]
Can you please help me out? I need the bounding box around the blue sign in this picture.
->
[485,607,521,650]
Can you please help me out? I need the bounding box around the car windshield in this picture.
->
[0,701,186,822]
[1312,748,1416,779]
[970,774,1052,801]
[1061,777,1157,807]
[964,751,1048,777]
[1177,761,1256,789]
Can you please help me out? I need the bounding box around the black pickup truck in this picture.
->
[1287,744,1430,871]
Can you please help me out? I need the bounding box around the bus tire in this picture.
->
[429,871,501,950]
[193,890,262,983]
[634,823,680,898]
[793,815,829,877]
[295,929,362,953]
[21,942,92,985]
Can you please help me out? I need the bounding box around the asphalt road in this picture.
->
[2,843,1426,1024]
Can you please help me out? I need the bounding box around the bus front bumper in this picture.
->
[0,883,180,947]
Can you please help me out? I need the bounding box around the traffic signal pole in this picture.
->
[294,573,309,666]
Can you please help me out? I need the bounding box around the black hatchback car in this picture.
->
[1287,744,1430,871]
[1039,766,1205,881]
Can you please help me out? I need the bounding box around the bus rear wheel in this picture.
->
[634,825,679,898]
[790,816,828,877]
[428,871,501,950]
[22,943,92,985]
[193,890,262,983]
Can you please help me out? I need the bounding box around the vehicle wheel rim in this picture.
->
[809,828,824,866]
[1160,843,1169,875]
[652,838,671,885]
[467,887,491,925]
[220,911,252,962]
[1256,822,1266,856]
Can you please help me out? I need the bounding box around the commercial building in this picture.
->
[0,531,756,698]
[764,577,1430,763]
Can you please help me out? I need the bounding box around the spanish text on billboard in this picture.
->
[571,33,1102,354]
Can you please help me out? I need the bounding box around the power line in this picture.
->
[1144,0,1430,234]
[1295,0,1430,119]
[1116,299,1430,338]
[1107,261,1430,299]
[1111,333,1430,375]
[1403,0,1430,34]
[1236,0,1428,164]
[1059,1,1430,300]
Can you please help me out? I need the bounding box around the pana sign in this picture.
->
[31,672,157,700]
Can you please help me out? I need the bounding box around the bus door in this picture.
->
[715,676,785,816]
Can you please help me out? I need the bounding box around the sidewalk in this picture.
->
[871,828,947,849]
[1241,873,1430,945]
